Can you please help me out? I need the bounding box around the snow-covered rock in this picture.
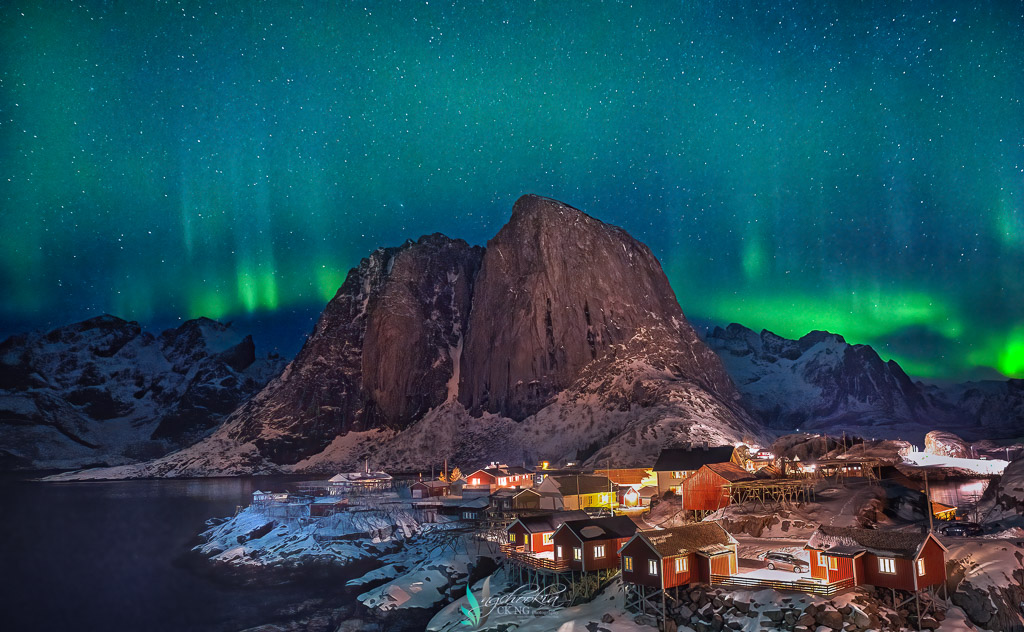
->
[0,315,283,469]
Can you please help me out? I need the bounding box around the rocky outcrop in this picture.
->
[924,430,970,458]
[0,315,282,469]
[460,195,737,420]
[227,234,483,463]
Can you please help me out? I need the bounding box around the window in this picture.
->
[623,556,633,572]
[509,533,516,544]
[600,493,609,504]
[573,547,582,561]
[879,557,896,574]
[556,545,563,559]
[648,559,659,575]
[498,478,506,486]
[825,556,838,571]
[463,511,474,520]
[594,544,606,559]
[471,478,480,485]
[917,558,926,576]
[542,532,553,545]
[675,557,687,573]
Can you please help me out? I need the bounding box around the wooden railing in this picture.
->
[500,544,569,572]
[710,574,855,596]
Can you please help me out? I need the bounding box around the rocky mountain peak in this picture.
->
[459,194,738,421]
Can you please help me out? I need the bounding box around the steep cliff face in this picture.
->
[460,194,737,420]
[0,315,281,469]
[225,234,482,463]
[51,196,763,479]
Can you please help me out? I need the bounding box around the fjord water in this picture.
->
[1,474,350,632]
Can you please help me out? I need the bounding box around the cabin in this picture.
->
[619,522,739,592]
[410,480,450,499]
[679,462,757,513]
[805,526,948,592]
[653,444,737,496]
[535,475,617,511]
[552,516,639,572]
[505,510,589,555]
[464,464,534,492]
[490,487,542,513]
[594,467,655,487]
[327,470,393,494]
[309,497,348,517]
[617,485,658,509]
[445,496,489,522]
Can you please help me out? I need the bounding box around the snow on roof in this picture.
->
[329,471,392,483]
[561,516,639,542]
[703,462,758,483]
[637,522,737,557]
[807,526,935,558]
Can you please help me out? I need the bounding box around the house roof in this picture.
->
[806,526,945,558]
[550,475,616,496]
[637,486,659,498]
[701,462,758,483]
[513,488,541,498]
[411,480,450,488]
[513,510,589,534]
[458,497,491,509]
[559,516,639,542]
[631,522,738,558]
[652,446,735,472]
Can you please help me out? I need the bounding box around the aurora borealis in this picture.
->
[1,1,1022,380]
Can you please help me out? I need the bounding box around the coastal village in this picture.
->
[205,432,1024,632]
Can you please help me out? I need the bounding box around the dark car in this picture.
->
[763,552,807,573]
[940,522,983,537]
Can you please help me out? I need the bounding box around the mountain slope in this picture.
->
[0,315,282,469]
[704,323,1021,442]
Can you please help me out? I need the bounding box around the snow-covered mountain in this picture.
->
[53,195,764,479]
[0,315,284,469]
[704,322,1022,443]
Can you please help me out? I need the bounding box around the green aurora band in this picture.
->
[0,1,1021,380]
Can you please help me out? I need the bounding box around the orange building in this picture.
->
[805,526,948,592]
[678,462,756,512]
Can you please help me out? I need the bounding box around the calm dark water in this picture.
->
[0,473,357,632]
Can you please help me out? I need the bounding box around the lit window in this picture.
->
[574,547,582,561]
[498,478,506,486]
[509,533,516,544]
[471,478,479,485]
[879,557,896,574]
[675,557,687,573]
[648,559,659,575]
[600,494,609,503]
[594,545,606,559]
[827,556,838,571]
[542,532,553,545]
[623,556,633,572]
[917,558,926,576]
[556,545,563,558]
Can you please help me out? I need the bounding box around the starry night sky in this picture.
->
[1,1,1022,380]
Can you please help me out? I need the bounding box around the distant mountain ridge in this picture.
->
[51,194,764,479]
[704,322,1023,443]
[0,315,284,469]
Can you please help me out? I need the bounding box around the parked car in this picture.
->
[763,552,807,573]
[940,522,983,537]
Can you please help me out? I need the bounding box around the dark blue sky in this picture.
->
[1,1,1022,379]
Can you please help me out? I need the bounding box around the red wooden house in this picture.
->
[805,526,948,593]
[465,464,534,491]
[619,522,738,593]
[551,516,639,573]
[410,480,450,498]
[505,510,589,555]
[652,444,737,496]
[679,462,756,513]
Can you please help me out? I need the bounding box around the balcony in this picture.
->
[710,574,854,596]
[500,544,569,572]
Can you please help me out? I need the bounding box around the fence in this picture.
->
[710,574,855,596]
[500,544,570,572]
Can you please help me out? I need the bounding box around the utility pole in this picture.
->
[924,471,934,533]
